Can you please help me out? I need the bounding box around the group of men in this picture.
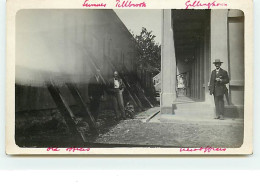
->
[88,70,126,122]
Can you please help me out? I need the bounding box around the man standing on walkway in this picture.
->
[209,59,230,120]
[88,70,105,121]
[108,71,126,120]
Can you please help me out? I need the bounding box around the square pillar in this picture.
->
[204,26,211,104]
[209,10,229,106]
[160,9,177,114]
[210,10,229,73]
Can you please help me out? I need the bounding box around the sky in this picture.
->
[114,9,162,44]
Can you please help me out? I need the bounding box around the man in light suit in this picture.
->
[209,59,230,120]
[107,71,126,120]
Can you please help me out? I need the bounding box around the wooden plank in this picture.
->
[135,85,154,108]
[104,56,144,111]
[66,83,98,134]
[46,80,86,142]
[85,49,142,111]
[122,64,154,108]
[127,72,154,108]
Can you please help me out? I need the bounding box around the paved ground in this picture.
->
[91,108,244,148]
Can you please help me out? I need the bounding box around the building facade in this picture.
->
[161,9,244,118]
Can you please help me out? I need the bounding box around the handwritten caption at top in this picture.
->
[82,0,228,9]
[185,0,227,9]
[82,0,146,8]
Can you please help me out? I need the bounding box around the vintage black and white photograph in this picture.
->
[4,0,253,155]
[12,8,247,150]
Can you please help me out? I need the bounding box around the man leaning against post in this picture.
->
[107,71,126,120]
[209,59,230,120]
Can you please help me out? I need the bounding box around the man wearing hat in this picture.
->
[209,59,230,120]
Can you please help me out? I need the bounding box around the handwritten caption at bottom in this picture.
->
[47,147,90,152]
[46,147,226,153]
[180,146,226,153]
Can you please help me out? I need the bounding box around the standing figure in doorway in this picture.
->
[107,71,126,120]
[88,70,105,121]
[209,59,230,120]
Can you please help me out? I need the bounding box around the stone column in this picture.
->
[160,9,177,114]
[227,9,245,107]
[195,47,199,99]
[204,26,211,103]
[200,37,204,100]
[210,10,229,73]
[209,10,229,105]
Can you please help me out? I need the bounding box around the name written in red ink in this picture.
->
[116,0,146,8]
[47,147,91,152]
[180,146,226,153]
[185,0,227,9]
[82,0,107,7]
[82,0,146,8]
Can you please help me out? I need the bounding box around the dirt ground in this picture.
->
[15,107,244,148]
[93,119,243,148]
[15,108,122,147]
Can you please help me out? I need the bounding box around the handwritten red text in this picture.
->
[180,146,226,153]
[116,0,146,8]
[66,147,91,152]
[185,0,227,9]
[46,147,60,151]
[46,147,91,152]
[82,0,107,8]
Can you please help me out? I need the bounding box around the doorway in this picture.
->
[172,10,210,101]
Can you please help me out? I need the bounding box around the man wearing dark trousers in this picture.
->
[209,59,230,120]
[88,70,105,121]
[107,71,126,120]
